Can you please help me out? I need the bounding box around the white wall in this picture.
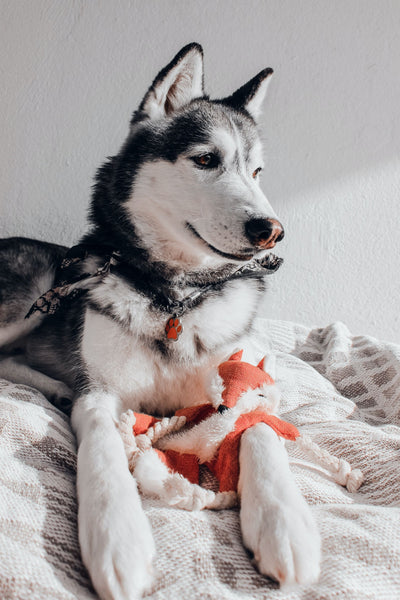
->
[1,0,399,342]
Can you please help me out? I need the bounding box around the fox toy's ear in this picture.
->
[228,349,244,362]
[257,355,276,378]
[223,68,273,120]
[134,43,204,122]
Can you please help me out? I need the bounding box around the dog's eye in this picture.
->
[192,153,219,168]
[252,167,262,179]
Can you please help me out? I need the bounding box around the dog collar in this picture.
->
[25,244,283,342]
[164,253,283,341]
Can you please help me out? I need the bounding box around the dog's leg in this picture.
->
[238,423,321,586]
[71,391,156,600]
[0,355,73,409]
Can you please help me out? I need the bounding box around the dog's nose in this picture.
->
[245,218,285,249]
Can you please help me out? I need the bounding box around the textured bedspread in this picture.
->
[1,319,400,599]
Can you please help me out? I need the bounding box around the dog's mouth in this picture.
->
[186,223,257,262]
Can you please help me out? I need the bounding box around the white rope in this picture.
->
[206,491,238,510]
[296,434,364,492]
[163,476,238,511]
[117,410,138,468]
[118,411,188,469]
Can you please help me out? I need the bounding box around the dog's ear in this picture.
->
[223,68,273,120]
[134,43,204,122]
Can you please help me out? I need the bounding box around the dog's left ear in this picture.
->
[223,68,273,120]
[134,43,204,122]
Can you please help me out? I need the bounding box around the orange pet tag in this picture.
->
[165,317,183,341]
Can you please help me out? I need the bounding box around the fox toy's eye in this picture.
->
[191,153,219,168]
[252,167,262,179]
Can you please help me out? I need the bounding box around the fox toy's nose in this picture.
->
[245,218,285,249]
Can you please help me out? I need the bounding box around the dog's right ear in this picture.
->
[132,43,204,123]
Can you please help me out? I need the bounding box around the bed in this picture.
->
[1,318,400,599]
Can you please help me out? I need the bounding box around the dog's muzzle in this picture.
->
[245,218,285,250]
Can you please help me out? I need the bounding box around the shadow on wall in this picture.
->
[260,156,400,344]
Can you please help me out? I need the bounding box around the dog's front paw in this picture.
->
[244,498,321,586]
[239,424,321,587]
[79,477,156,600]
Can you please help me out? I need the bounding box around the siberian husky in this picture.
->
[0,44,320,599]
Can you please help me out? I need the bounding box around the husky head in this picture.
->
[90,43,284,270]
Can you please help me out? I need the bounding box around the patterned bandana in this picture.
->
[25,244,120,319]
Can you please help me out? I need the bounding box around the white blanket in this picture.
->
[1,319,400,599]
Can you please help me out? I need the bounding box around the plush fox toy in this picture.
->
[118,351,363,510]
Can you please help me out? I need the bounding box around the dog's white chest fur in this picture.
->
[81,276,261,414]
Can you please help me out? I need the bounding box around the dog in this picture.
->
[0,43,321,599]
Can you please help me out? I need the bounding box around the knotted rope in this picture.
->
[295,433,364,492]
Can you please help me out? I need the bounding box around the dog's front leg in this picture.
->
[238,423,321,586]
[71,391,155,600]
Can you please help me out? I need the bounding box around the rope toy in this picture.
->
[118,350,364,510]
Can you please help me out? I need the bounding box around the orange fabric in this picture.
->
[157,449,199,484]
[208,411,299,492]
[133,413,159,435]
